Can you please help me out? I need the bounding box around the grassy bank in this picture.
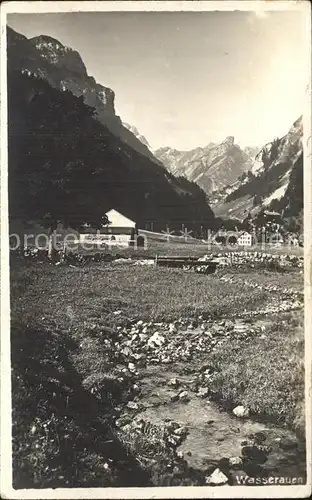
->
[208,311,305,433]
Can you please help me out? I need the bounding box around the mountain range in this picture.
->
[154,139,259,197]
[212,116,303,222]
[154,119,303,226]
[7,28,163,165]
[7,25,304,232]
[7,26,216,233]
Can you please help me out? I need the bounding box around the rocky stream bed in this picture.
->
[90,282,306,486]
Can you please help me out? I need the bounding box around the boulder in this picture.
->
[168,377,180,388]
[167,434,181,447]
[178,390,190,402]
[115,416,131,427]
[132,352,144,361]
[139,333,148,341]
[126,401,139,410]
[128,362,136,373]
[173,426,188,437]
[162,356,171,364]
[121,346,132,357]
[233,405,250,418]
[205,468,229,485]
[197,387,209,398]
[169,323,177,334]
[147,332,165,348]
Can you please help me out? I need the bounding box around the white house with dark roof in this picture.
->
[80,209,137,247]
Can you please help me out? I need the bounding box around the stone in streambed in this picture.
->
[128,362,136,373]
[233,405,250,418]
[147,332,165,348]
[178,390,190,402]
[126,401,140,410]
[166,434,182,447]
[197,387,209,398]
[168,377,180,388]
[205,468,229,485]
[168,323,177,334]
[173,426,188,437]
[115,416,131,428]
[229,456,243,469]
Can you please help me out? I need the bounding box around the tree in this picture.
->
[228,235,237,245]
[253,194,262,207]
[100,215,110,228]
[215,235,226,245]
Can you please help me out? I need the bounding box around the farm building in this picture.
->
[105,209,136,233]
[79,209,138,247]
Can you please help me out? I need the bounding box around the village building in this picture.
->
[237,231,253,247]
[212,230,254,247]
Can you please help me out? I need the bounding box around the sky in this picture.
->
[7,9,310,150]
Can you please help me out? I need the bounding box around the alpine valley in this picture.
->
[7,26,304,232]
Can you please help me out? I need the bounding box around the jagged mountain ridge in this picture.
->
[155,137,257,196]
[7,26,160,164]
[212,116,303,221]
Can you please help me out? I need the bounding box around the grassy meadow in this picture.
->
[10,258,305,487]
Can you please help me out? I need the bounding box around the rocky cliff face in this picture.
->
[155,137,255,196]
[7,27,159,163]
[122,123,151,149]
[7,27,216,232]
[213,117,303,221]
